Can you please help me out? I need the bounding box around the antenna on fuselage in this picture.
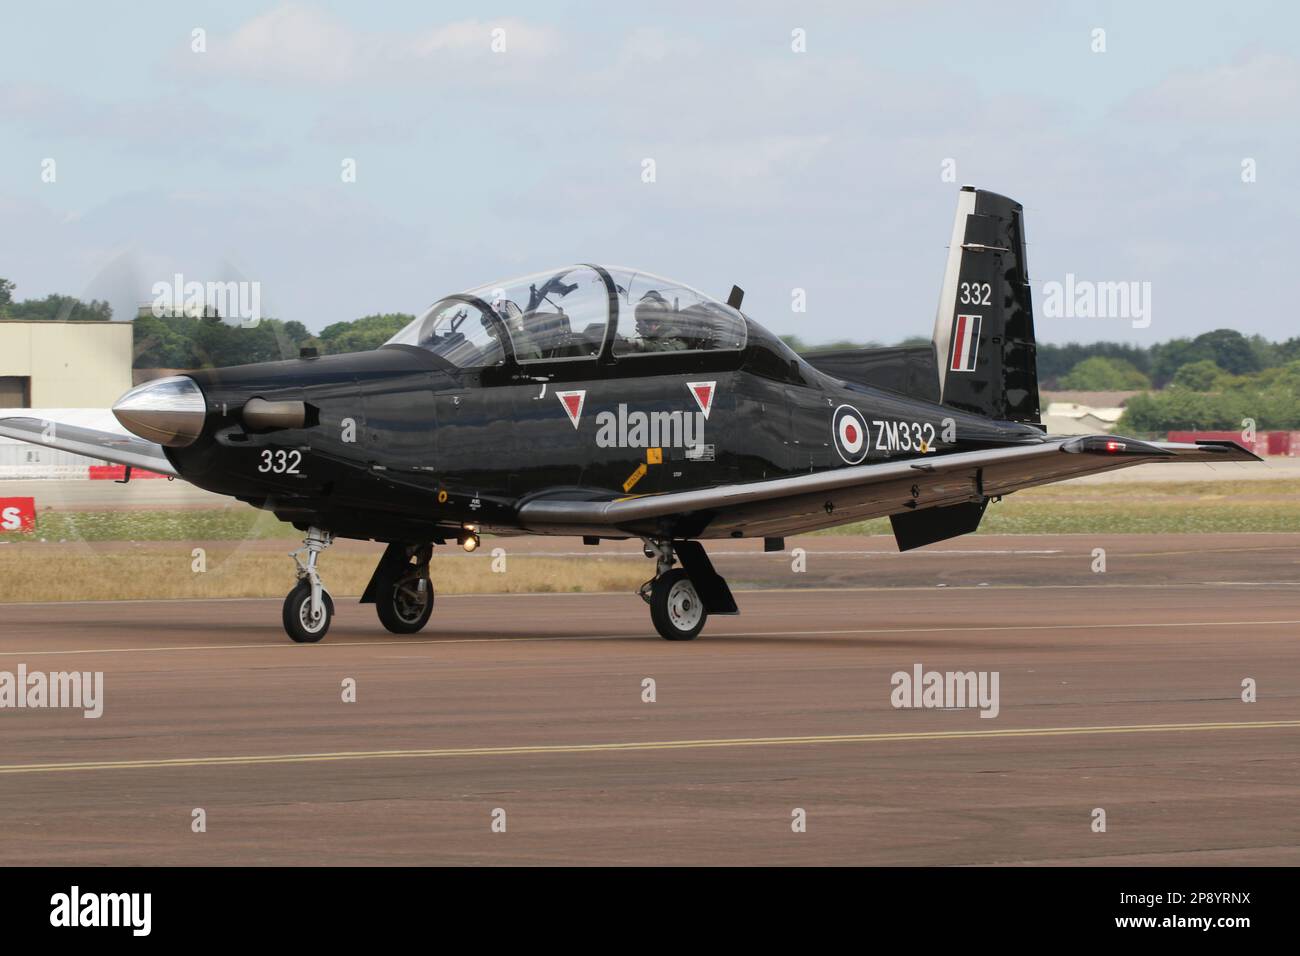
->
[727,285,744,309]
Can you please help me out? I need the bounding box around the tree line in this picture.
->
[0,277,408,368]
[4,278,1296,430]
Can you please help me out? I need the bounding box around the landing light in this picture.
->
[461,533,480,552]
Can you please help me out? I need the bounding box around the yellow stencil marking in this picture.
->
[646,447,663,465]
[622,462,648,492]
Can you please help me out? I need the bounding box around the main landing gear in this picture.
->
[283,526,335,643]
[281,534,437,643]
[639,539,739,641]
[364,542,435,635]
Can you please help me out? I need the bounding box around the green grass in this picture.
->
[826,504,1300,535]
[819,480,1300,535]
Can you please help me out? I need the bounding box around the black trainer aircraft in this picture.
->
[1,187,1256,642]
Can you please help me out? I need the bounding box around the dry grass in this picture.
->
[0,545,648,604]
[3,479,1295,602]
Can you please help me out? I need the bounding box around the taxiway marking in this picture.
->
[2,720,1297,776]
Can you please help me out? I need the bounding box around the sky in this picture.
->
[1,0,1297,347]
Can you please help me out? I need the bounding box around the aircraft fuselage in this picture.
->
[168,319,1037,543]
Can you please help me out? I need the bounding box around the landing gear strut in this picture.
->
[640,539,735,641]
[366,543,435,635]
[283,526,334,643]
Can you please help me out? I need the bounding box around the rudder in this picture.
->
[931,186,1041,426]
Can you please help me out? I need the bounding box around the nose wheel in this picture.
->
[283,526,334,643]
[283,580,335,643]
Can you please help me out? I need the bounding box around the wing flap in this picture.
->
[0,416,178,477]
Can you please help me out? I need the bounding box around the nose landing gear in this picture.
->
[283,526,335,643]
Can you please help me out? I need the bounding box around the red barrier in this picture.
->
[0,497,36,533]
[87,465,169,480]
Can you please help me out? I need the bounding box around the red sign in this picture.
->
[87,465,168,480]
[0,497,35,534]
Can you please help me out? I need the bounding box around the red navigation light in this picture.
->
[1105,440,1125,453]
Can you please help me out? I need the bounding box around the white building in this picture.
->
[0,320,135,477]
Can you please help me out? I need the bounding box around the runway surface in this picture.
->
[0,532,1297,865]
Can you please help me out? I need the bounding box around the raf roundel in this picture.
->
[832,404,870,464]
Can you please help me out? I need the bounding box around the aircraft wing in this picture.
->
[517,436,1259,541]
[0,415,179,477]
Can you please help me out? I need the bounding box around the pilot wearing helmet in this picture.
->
[634,291,687,352]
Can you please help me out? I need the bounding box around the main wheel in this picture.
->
[375,572,435,634]
[283,580,334,643]
[649,568,708,641]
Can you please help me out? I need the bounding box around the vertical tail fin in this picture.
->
[931,186,1041,425]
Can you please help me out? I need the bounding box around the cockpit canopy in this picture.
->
[383,265,747,368]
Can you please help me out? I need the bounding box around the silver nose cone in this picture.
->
[112,375,207,447]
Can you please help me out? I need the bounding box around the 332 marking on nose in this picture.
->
[259,449,302,474]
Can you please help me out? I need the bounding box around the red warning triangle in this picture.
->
[687,381,715,419]
[556,389,585,429]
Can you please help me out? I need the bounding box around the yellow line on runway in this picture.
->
[2,720,1297,776]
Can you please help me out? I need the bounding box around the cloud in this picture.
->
[1120,52,1300,124]
[0,83,272,162]
[307,111,414,146]
[195,3,563,88]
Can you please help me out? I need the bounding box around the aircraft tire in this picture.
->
[375,573,435,634]
[650,568,708,641]
[283,580,333,643]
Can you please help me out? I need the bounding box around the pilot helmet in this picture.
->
[635,291,672,336]
[496,299,522,323]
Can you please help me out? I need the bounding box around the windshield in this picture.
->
[604,267,747,355]
[384,264,745,366]
[385,266,610,367]
[383,296,504,368]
